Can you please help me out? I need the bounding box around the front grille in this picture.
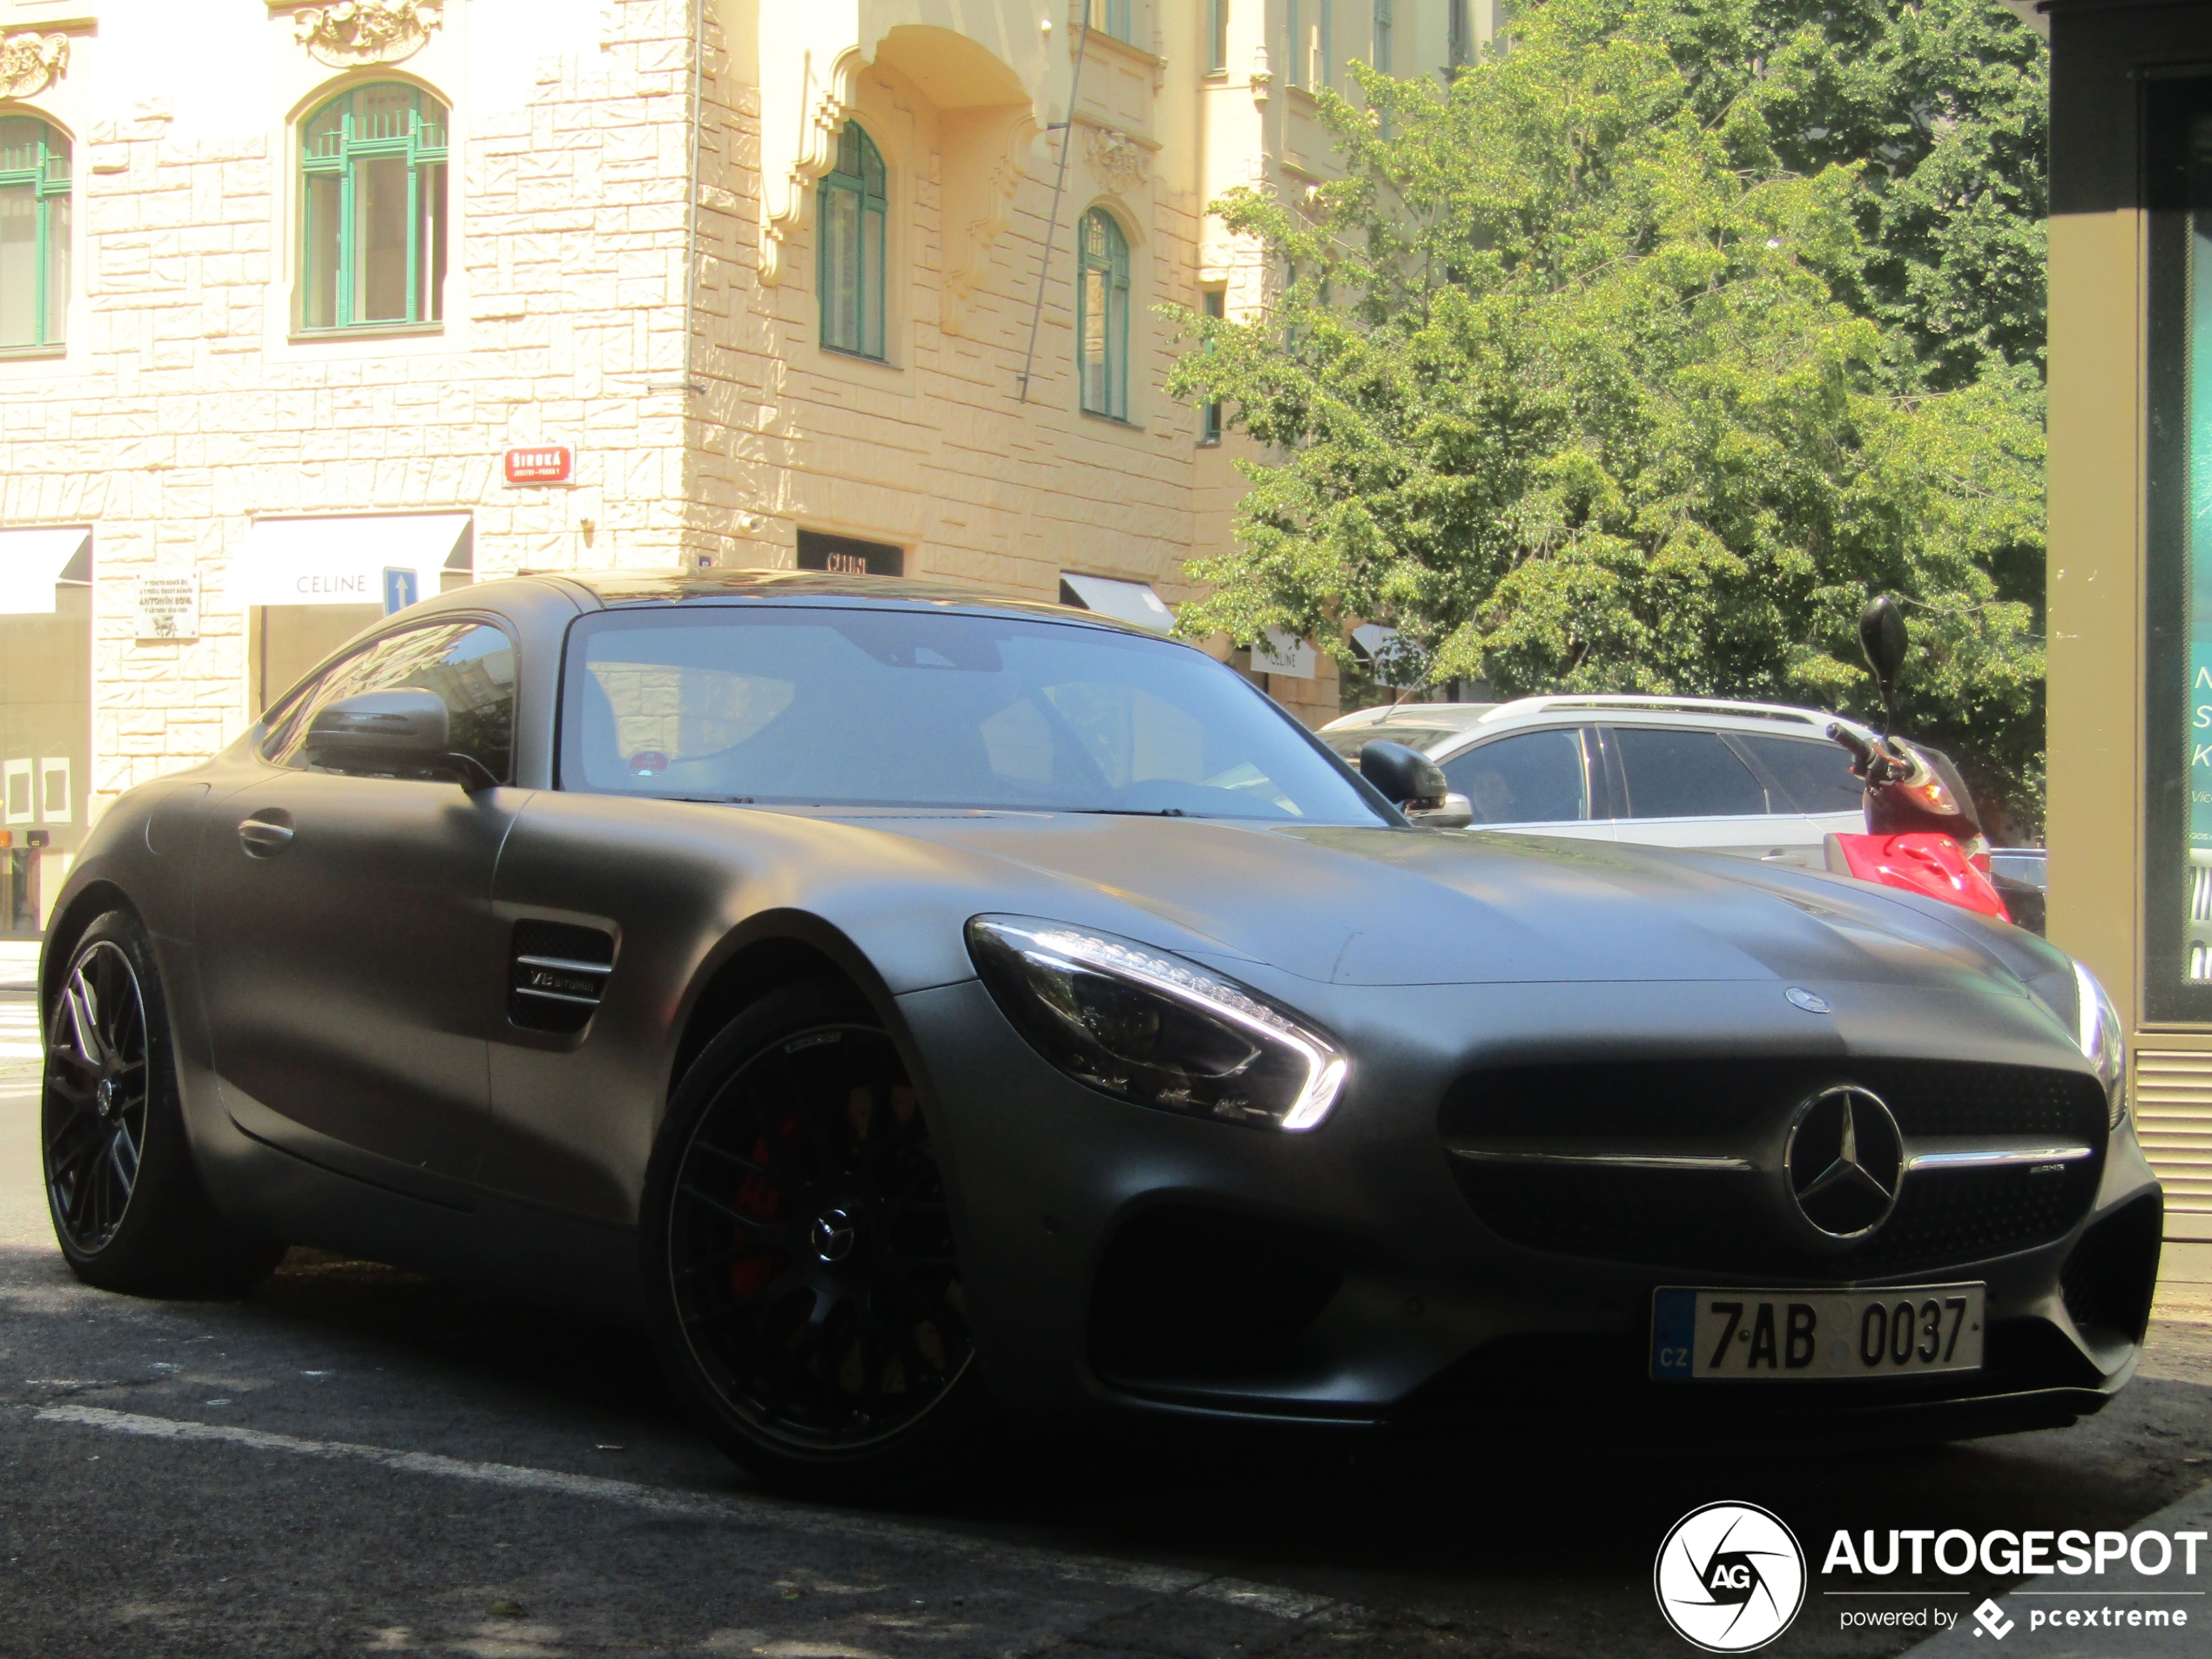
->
[1444,1059,2108,1279]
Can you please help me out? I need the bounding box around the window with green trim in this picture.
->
[818,122,887,361]
[0,117,71,351]
[1089,0,1134,43]
[1208,0,1228,71]
[1077,209,1130,421]
[1373,0,1393,74]
[300,84,448,332]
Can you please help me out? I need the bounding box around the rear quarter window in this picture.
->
[1737,734,1866,816]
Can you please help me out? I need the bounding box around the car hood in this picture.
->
[826,812,2045,997]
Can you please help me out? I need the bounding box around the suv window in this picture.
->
[263,621,516,782]
[1737,733,1865,816]
[1442,729,1590,825]
[1612,727,1769,819]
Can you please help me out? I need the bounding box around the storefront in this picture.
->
[2047,0,2212,1272]
[233,515,474,716]
[0,527,90,933]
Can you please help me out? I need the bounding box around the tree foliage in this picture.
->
[1169,0,2048,830]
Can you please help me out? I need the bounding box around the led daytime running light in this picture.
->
[2073,959,2128,1131]
[973,919,1349,1131]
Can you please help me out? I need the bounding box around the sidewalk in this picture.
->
[0,939,37,994]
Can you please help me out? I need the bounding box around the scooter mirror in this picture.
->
[1858,595,1909,726]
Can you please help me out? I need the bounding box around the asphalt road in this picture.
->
[5,1028,2212,1659]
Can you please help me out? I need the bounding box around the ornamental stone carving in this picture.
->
[293,1,444,69]
[1083,126,1151,193]
[0,32,70,100]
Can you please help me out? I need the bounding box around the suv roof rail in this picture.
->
[1480,694,1840,728]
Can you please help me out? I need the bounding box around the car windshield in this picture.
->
[560,605,1386,823]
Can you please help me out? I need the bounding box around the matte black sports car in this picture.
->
[40,572,2160,1488]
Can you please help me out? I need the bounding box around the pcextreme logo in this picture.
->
[1655,1501,1808,1652]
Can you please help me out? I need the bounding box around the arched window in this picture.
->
[1077,209,1130,421]
[0,117,71,350]
[300,84,448,331]
[818,122,887,361]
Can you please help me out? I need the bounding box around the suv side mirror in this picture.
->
[1858,595,1908,727]
[1359,740,1450,812]
[303,689,493,788]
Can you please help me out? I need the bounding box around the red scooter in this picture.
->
[1821,597,2013,924]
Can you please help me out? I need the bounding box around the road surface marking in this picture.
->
[33,1404,1338,1621]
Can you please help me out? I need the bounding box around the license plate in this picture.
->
[1650,1284,1985,1380]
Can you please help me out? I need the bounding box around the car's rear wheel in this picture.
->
[43,909,283,1296]
[642,981,988,1494]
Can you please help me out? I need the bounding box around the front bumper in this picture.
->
[895,974,2161,1440]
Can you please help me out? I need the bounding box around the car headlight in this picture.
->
[2074,960,2128,1130]
[966,916,1348,1131]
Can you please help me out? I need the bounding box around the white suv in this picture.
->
[1321,696,1871,869]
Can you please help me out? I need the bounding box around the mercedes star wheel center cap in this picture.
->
[811,1207,859,1264]
[1784,1086,1905,1239]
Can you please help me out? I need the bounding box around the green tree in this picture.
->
[1170,0,2047,831]
[1649,0,2049,391]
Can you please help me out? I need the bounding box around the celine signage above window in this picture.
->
[504,446,575,486]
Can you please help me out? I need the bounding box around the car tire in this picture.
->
[641,980,992,1496]
[42,908,285,1298]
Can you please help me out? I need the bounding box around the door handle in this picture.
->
[238,813,295,857]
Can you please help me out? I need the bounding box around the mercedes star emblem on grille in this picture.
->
[1784,1086,1905,1239]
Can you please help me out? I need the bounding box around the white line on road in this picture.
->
[0,999,40,1060]
[32,1404,1339,1622]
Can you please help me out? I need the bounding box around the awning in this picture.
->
[1350,623,1424,688]
[0,527,91,615]
[1059,572,1174,634]
[1253,626,1318,678]
[233,515,472,608]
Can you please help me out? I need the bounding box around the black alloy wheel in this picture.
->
[41,909,283,1297]
[44,937,149,1252]
[648,983,982,1487]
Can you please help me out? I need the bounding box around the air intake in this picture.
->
[508,920,615,1034]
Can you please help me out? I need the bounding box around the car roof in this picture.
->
[1319,702,1498,733]
[506,568,1167,636]
[1426,693,1868,754]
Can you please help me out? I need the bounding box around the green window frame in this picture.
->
[1207,0,1228,71]
[1077,208,1130,421]
[818,122,887,361]
[0,116,71,351]
[1372,0,1393,75]
[1201,287,1224,442]
[1089,0,1134,43]
[300,83,449,333]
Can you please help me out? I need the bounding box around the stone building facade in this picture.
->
[0,0,1486,926]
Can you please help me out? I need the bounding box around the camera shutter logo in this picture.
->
[1654,1501,1806,1652]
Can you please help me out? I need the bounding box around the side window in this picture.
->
[0,117,71,350]
[817,121,887,361]
[263,621,516,781]
[300,83,449,332]
[1613,728,1770,819]
[1737,734,1867,816]
[1077,209,1130,420]
[1441,729,1591,826]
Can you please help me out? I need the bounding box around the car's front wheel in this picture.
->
[641,981,989,1494]
[43,908,283,1296]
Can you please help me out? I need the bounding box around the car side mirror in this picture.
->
[1858,595,1908,729]
[1359,740,1450,813]
[303,689,495,788]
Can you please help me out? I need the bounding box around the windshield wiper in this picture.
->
[1074,807,1192,817]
